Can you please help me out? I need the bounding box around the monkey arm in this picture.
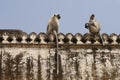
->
[89,21,95,27]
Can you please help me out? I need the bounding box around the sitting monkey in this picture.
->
[85,14,103,45]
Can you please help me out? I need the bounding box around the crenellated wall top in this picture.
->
[0,29,120,46]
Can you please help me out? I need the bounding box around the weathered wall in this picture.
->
[0,30,120,80]
[0,45,120,80]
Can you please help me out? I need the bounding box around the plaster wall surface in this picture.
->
[0,44,120,80]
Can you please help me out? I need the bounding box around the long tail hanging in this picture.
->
[54,31,59,75]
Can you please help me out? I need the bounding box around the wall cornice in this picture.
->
[0,43,120,49]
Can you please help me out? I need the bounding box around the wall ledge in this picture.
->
[0,43,120,49]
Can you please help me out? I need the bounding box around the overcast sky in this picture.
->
[0,0,120,34]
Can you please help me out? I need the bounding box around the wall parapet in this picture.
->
[0,29,120,45]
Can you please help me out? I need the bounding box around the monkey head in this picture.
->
[54,14,61,19]
[90,14,95,20]
[85,14,95,29]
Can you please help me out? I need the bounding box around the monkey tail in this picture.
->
[53,30,59,75]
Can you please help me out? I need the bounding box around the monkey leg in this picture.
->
[95,33,104,45]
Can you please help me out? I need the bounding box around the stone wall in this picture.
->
[0,30,120,80]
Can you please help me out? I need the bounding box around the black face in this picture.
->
[57,14,61,19]
[90,14,95,20]
[85,23,89,29]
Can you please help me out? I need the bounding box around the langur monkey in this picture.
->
[85,14,104,45]
[46,14,61,75]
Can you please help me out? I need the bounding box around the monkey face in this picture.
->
[85,23,89,29]
[90,14,95,20]
[57,14,61,19]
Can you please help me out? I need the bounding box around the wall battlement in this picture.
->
[0,29,119,45]
[0,29,120,80]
